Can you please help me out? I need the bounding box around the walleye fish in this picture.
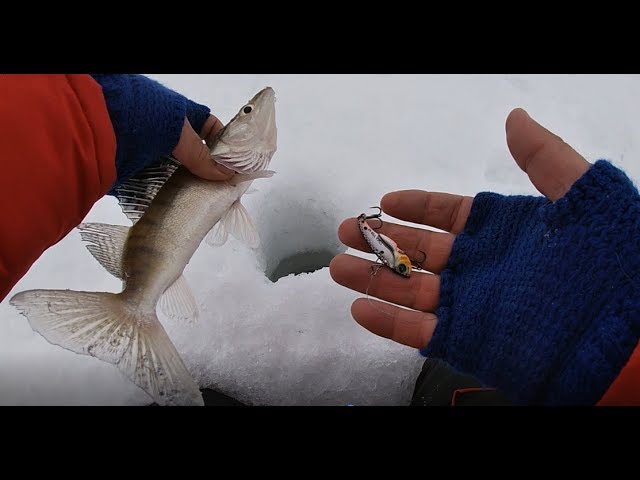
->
[10,86,277,406]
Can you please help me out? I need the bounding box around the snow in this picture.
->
[1,74,639,405]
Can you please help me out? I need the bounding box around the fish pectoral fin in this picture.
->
[228,170,276,186]
[159,275,199,324]
[211,144,276,174]
[9,290,204,406]
[77,223,129,280]
[223,200,260,249]
[205,221,229,247]
[205,201,260,249]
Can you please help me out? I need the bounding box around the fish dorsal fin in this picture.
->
[113,156,181,225]
[77,222,129,280]
[205,200,260,249]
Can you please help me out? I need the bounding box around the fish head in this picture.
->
[209,86,277,174]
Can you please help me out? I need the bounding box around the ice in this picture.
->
[164,254,424,405]
[2,74,640,405]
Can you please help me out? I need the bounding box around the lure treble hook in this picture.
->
[411,250,427,270]
[364,206,383,229]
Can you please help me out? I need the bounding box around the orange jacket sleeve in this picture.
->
[0,74,117,300]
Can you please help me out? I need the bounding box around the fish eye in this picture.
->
[398,264,407,273]
[242,105,253,114]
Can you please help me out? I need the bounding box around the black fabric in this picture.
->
[200,388,246,406]
[148,360,512,406]
[410,358,512,406]
[148,388,246,406]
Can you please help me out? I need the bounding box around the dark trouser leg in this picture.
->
[410,358,512,406]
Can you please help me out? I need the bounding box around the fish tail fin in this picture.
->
[9,289,204,406]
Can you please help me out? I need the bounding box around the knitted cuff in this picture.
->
[90,75,210,192]
[423,160,640,405]
[185,98,211,136]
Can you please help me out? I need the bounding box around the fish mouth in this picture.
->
[252,87,277,153]
[252,86,276,104]
[254,87,276,121]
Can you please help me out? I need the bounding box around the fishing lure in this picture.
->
[357,207,425,278]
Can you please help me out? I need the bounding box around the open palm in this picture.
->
[330,108,591,350]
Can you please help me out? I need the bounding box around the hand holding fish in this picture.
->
[332,108,640,405]
[172,114,235,181]
[1,74,239,301]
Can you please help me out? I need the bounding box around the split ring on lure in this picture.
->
[357,207,426,278]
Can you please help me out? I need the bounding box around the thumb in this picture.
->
[506,108,591,202]
[172,118,234,181]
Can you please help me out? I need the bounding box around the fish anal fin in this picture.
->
[159,275,199,324]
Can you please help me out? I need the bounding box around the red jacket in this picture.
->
[0,74,116,300]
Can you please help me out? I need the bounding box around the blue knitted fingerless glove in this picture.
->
[90,74,211,194]
[423,160,640,405]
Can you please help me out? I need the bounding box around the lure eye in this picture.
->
[396,254,412,276]
[242,105,253,114]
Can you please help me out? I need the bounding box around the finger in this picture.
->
[172,118,234,181]
[329,254,440,312]
[351,298,437,349]
[381,190,474,234]
[199,114,225,143]
[506,108,591,202]
[337,217,455,274]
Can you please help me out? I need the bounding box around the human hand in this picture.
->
[330,108,591,349]
[172,114,234,181]
[89,74,236,192]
